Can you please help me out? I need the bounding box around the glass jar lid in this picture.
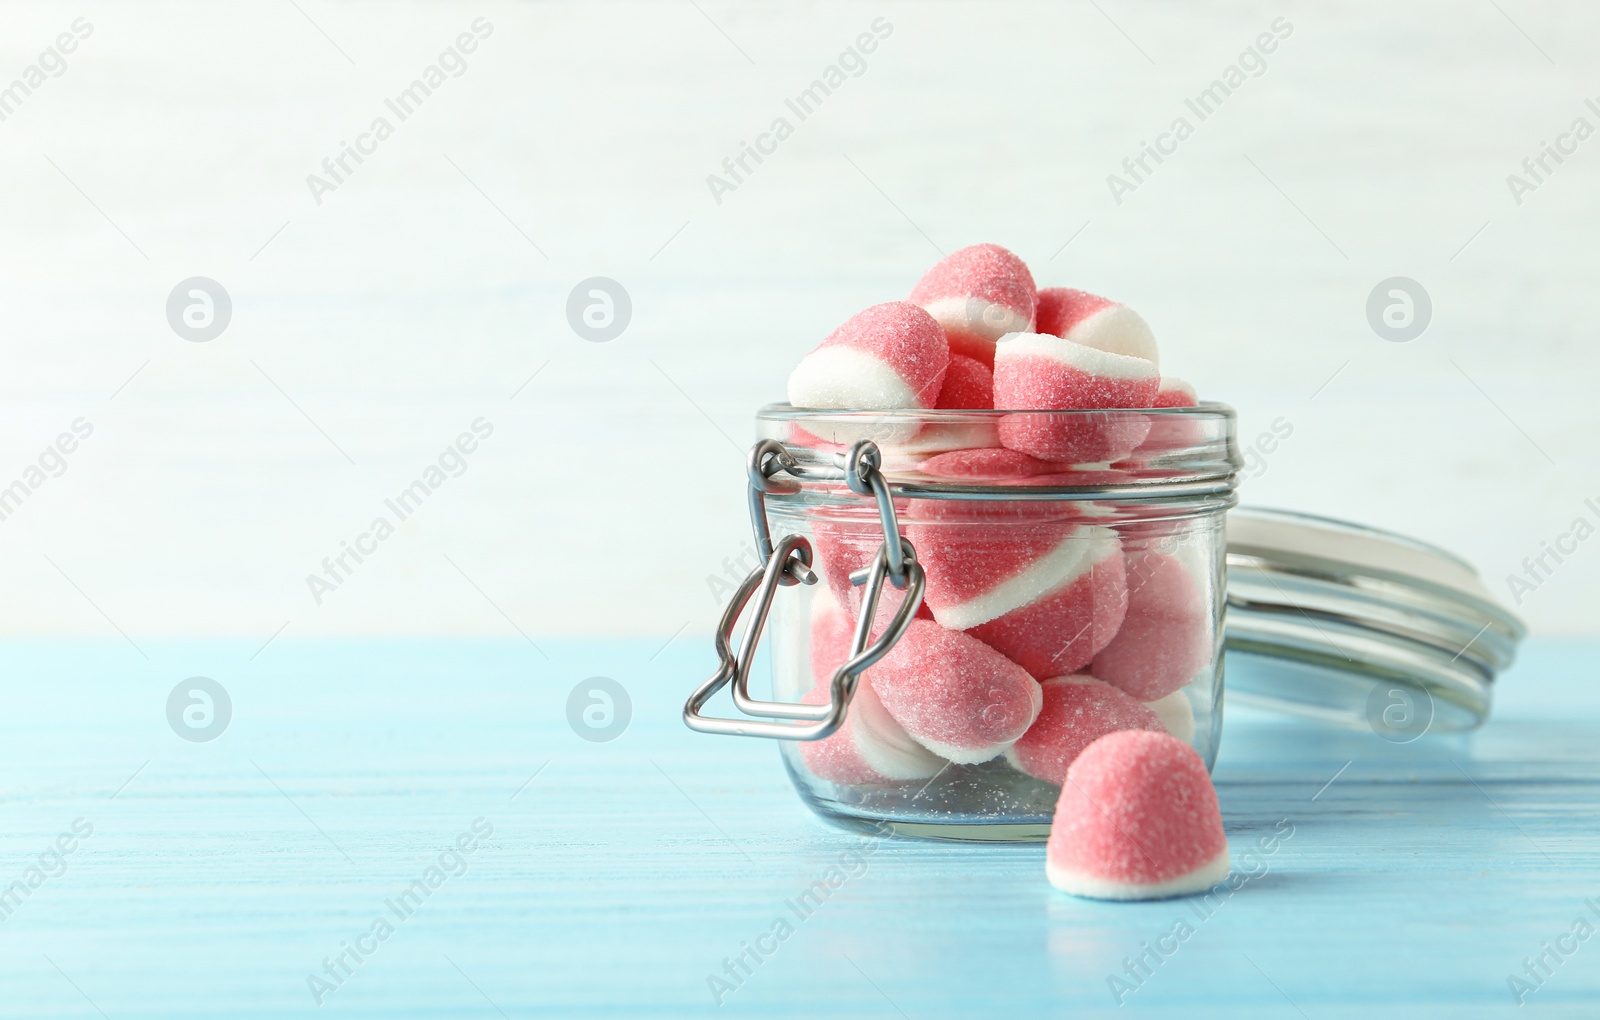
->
[1224,507,1526,736]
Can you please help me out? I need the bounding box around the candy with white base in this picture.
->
[993,332,1159,463]
[1005,675,1163,785]
[1151,376,1196,407]
[1093,551,1212,702]
[809,519,930,629]
[886,354,1000,454]
[1143,689,1195,743]
[799,593,945,784]
[1046,730,1229,900]
[797,679,945,785]
[787,301,949,444]
[1034,287,1159,367]
[917,447,1059,481]
[867,618,1042,764]
[1131,376,1202,454]
[936,353,994,410]
[909,517,1128,678]
[909,244,1036,367]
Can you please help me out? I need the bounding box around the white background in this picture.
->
[1,0,1596,642]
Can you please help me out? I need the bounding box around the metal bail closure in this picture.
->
[683,439,925,741]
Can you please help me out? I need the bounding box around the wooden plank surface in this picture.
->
[0,636,1596,1017]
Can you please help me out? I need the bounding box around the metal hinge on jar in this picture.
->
[682,439,923,740]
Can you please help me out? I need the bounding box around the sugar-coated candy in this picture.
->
[1151,376,1197,407]
[884,354,1000,455]
[808,586,857,687]
[917,447,1061,481]
[1046,730,1229,900]
[799,592,945,784]
[1034,287,1159,366]
[935,354,995,410]
[1134,376,1204,453]
[867,618,1042,764]
[909,244,1036,367]
[1143,689,1196,743]
[787,301,949,417]
[798,678,946,785]
[911,518,1128,678]
[992,332,1159,463]
[1005,675,1163,785]
[1093,551,1212,702]
[808,519,931,628]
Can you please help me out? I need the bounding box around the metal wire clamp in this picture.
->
[683,439,925,740]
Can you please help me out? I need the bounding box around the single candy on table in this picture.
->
[866,618,1042,764]
[1034,287,1160,366]
[1093,550,1213,702]
[1046,730,1229,900]
[1004,675,1164,786]
[908,243,1036,367]
[910,516,1128,679]
[992,332,1159,463]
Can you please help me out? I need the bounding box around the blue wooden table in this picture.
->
[1,636,1595,1018]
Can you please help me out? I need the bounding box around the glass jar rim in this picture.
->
[758,401,1240,504]
[760,400,1238,422]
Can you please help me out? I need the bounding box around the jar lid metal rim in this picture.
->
[1226,506,1525,640]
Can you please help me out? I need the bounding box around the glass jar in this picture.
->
[685,403,1241,841]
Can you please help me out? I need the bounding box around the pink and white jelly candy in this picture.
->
[1151,376,1197,407]
[1093,550,1212,702]
[867,618,1042,764]
[909,517,1129,679]
[1143,689,1195,743]
[884,354,1000,455]
[909,244,1036,367]
[935,353,995,410]
[787,301,949,426]
[1034,287,1160,366]
[1046,730,1229,900]
[992,332,1159,463]
[1005,675,1164,786]
[798,679,945,785]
